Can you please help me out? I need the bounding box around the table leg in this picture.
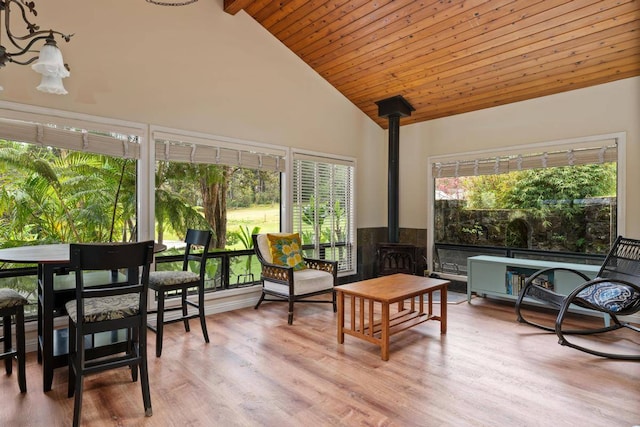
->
[337,290,344,344]
[381,302,390,361]
[440,285,447,334]
[37,264,43,365]
[40,264,56,392]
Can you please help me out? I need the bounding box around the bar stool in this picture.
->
[0,288,28,393]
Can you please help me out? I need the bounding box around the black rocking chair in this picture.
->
[515,236,640,360]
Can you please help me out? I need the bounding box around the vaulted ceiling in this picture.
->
[224,0,640,129]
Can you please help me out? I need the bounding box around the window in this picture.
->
[0,113,145,316]
[428,133,624,276]
[151,128,285,289]
[292,152,356,274]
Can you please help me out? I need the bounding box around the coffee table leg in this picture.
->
[337,290,344,344]
[440,286,447,334]
[381,302,390,361]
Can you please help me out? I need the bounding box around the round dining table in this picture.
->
[0,242,166,392]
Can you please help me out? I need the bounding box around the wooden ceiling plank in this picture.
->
[244,0,279,16]
[264,0,329,34]
[310,0,506,72]
[295,0,463,62]
[271,0,354,41]
[445,37,639,100]
[287,0,402,56]
[371,61,640,127]
[277,0,371,48]
[409,42,640,109]
[356,39,639,118]
[314,0,558,79]
[397,68,639,125]
[252,0,301,24]
[255,0,314,30]
[361,50,640,112]
[417,61,640,124]
[346,28,639,113]
[359,50,640,119]
[360,53,640,121]
[346,17,640,106]
[338,1,637,99]
[328,0,617,90]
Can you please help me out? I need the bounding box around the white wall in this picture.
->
[397,77,640,238]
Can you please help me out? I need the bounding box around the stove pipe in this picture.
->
[375,95,415,243]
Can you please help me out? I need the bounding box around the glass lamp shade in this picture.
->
[36,74,68,95]
[31,43,70,78]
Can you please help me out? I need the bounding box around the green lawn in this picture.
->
[227,204,280,231]
[157,205,280,249]
[226,205,280,249]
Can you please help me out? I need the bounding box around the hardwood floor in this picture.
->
[1,296,638,426]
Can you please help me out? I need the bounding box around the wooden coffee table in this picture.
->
[336,273,449,361]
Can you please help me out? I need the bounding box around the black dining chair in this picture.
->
[147,229,212,357]
[0,288,28,393]
[66,241,154,427]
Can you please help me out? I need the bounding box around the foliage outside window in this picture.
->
[292,153,355,274]
[153,133,284,290]
[0,118,141,315]
[0,141,137,244]
[431,138,619,275]
[154,161,281,247]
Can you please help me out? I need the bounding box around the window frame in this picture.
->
[0,101,149,241]
[0,101,148,320]
[289,149,357,276]
[148,125,287,242]
[426,132,627,281]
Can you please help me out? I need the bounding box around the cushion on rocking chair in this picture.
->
[574,281,640,314]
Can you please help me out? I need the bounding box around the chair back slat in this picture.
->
[69,241,155,321]
[598,236,640,285]
[182,229,212,274]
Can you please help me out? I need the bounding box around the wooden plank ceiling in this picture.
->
[224,0,640,129]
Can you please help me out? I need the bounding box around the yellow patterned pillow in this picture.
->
[266,233,307,271]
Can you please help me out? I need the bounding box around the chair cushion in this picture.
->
[0,288,28,309]
[149,270,199,287]
[575,281,640,314]
[266,233,306,271]
[65,294,139,323]
[264,268,333,296]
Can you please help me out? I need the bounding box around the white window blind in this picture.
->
[292,152,355,273]
[153,130,285,172]
[432,139,617,178]
[0,117,140,158]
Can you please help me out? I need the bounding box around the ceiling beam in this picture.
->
[223,0,255,15]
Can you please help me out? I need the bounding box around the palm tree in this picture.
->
[0,140,138,243]
[154,161,212,244]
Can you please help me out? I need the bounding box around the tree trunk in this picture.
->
[200,166,230,249]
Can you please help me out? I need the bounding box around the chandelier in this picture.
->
[0,0,73,94]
